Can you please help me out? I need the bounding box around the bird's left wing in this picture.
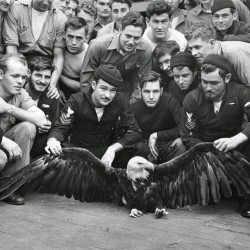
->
[0,148,120,203]
[153,142,250,208]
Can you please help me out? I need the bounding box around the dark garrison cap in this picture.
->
[203,54,232,73]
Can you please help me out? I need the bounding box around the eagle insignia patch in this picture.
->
[185,112,196,130]
[60,107,74,124]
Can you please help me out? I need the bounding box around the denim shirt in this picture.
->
[3,0,67,56]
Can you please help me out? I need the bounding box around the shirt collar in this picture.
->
[108,32,147,53]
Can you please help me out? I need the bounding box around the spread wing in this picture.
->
[0,148,122,203]
[154,142,250,208]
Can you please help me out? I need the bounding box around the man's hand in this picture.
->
[213,133,248,152]
[149,133,158,160]
[38,116,51,134]
[1,137,22,161]
[45,138,62,155]
[101,147,116,167]
[37,115,52,133]
[47,85,60,99]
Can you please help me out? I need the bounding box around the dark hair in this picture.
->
[185,22,216,41]
[201,64,228,79]
[78,2,97,18]
[65,16,88,34]
[140,71,162,89]
[146,0,172,19]
[110,0,132,9]
[152,41,180,72]
[28,56,53,73]
[122,11,146,33]
[173,65,196,73]
[0,53,27,74]
[183,0,197,10]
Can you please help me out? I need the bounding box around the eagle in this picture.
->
[0,142,250,218]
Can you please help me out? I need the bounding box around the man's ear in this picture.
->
[160,87,163,95]
[224,73,231,83]
[0,69,3,80]
[146,17,150,26]
[93,1,97,7]
[209,39,216,48]
[27,69,31,78]
[91,80,97,90]
[233,11,238,21]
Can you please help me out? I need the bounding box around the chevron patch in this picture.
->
[60,107,74,124]
[185,112,196,130]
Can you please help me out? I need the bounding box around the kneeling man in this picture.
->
[181,54,250,218]
[46,64,141,168]
[132,71,186,163]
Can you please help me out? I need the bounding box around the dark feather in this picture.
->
[0,148,122,203]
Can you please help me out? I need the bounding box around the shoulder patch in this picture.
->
[60,107,74,124]
[185,112,196,130]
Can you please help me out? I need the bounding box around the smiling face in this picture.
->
[112,2,130,30]
[212,8,236,32]
[0,59,29,97]
[0,0,14,12]
[65,27,86,54]
[141,80,163,108]
[148,13,170,42]
[158,53,173,77]
[173,66,196,90]
[91,79,117,107]
[30,69,51,93]
[119,25,143,53]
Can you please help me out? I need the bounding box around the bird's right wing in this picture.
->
[0,148,120,203]
[153,143,250,208]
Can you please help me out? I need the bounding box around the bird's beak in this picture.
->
[143,161,154,171]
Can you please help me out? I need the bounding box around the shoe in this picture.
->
[4,192,25,205]
[239,196,250,218]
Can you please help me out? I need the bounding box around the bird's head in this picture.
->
[126,156,154,182]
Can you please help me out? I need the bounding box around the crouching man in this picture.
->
[46,64,142,168]
[132,71,186,163]
[0,54,49,205]
[181,54,250,218]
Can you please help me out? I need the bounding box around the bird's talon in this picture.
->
[154,208,169,219]
[129,209,143,218]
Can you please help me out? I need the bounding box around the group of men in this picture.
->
[0,0,250,218]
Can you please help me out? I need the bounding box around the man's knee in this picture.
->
[15,122,36,140]
[0,149,8,172]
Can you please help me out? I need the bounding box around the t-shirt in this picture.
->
[32,8,49,41]
[0,89,35,133]
[95,107,104,122]
[142,27,187,51]
[213,101,222,115]
[62,43,89,79]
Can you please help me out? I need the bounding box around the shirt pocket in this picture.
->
[18,25,32,45]
[39,31,56,50]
